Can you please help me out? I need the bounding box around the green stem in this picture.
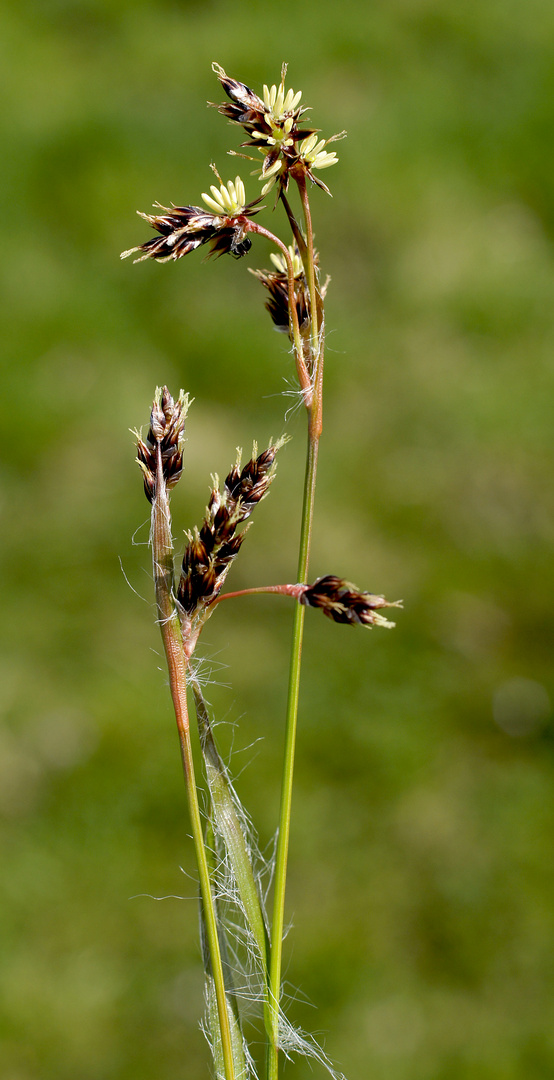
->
[266,176,325,1080]
[152,457,236,1080]
[267,430,319,1080]
[193,679,273,1058]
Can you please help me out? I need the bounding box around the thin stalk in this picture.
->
[297,176,320,358]
[202,815,249,1080]
[193,678,273,1062]
[193,679,270,966]
[266,178,324,1080]
[247,221,312,405]
[297,175,324,439]
[267,430,319,1080]
[209,584,306,606]
[279,191,308,261]
[152,458,236,1080]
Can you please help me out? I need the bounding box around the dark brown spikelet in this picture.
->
[121,202,263,264]
[250,247,328,376]
[250,264,310,337]
[224,444,279,517]
[136,387,189,503]
[211,62,315,144]
[210,65,268,129]
[177,441,283,617]
[300,575,402,629]
[210,62,316,194]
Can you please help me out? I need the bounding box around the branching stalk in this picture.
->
[298,174,325,439]
[126,63,359,1080]
[279,191,308,262]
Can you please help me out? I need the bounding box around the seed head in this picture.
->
[300,575,402,629]
[135,387,190,504]
[177,440,284,617]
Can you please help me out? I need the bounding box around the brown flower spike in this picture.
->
[135,387,189,503]
[300,575,402,628]
[121,176,263,264]
[177,441,284,619]
[250,244,311,335]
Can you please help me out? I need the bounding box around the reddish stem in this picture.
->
[209,583,306,607]
[246,220,312,405]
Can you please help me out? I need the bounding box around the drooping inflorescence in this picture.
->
[250,244,329,379]
[121,63,345,414]
[121,176,264,264]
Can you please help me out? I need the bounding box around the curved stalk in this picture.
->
[279,191,308,261]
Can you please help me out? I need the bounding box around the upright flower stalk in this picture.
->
[125,63,399,1080]
[263,214,323,1080]
[137,389,238,1080]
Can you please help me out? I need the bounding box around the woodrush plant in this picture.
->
[123,63,401,1080]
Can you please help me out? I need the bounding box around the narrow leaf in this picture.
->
[192,680,269,969]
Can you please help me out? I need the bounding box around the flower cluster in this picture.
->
[121,176,263,264]
[250,245,310,335]
[177,443,282,618]
[122,64,344,271]
[300,576,402,628]
[135,387,189,503]
[212,62,344,196]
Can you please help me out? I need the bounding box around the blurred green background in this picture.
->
[2,0,554,1077]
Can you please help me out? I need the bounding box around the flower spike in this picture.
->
[300,575,402,628]
[121,173,263,263]
[135,387,190,504]
[250,244,311,335]
[177,440,284,618]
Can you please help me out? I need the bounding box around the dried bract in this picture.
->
[136,387,189,504]
[300,575,402,628]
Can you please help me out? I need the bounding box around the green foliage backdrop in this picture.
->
[1,1,554,1077]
